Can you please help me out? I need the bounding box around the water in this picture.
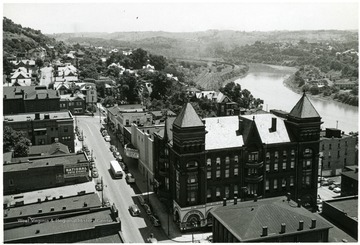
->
[235,64,358,134]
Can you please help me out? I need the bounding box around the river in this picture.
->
[235,64,358,134]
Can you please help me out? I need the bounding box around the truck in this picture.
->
[110,160,123,179]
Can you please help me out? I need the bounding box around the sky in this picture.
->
[2,1,359,34]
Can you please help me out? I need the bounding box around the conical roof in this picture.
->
[289,93,320,119]
[173,103,204,128]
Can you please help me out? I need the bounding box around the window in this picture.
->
[274,151,279,159]
[266,152,270,161]
[187,174,197,183]
[274,162,278,171]
[345,141,348,146]
[337,151,340,158]
[234,185,238,195]
[322,144,325,150]
[290,176,294,186]
[265,179,269,191]
[207,170,212,179]
[216,187,221,197]
[234,166,239,176]
[291,160,295,169]
[248,152,259,161]
[291,150,295,157]
[186,161,198,168]
[64,127,68,133]
[344,158,347,164]
[282,161,287,170]
[225,157,230,164]
[328,152,331,158]
[234,155,238,163]
[283,150,287,158]
[329,144,332,150]
[274,179,278,189]
[225,186,230,198]
[338,143,340,148]
[187,191,196,203]
[303,160,311,169]
[216,157,221,165]
[225,169,230,178]
[216,170,221,178]
[176,171,179,182]
[266,163,270,172]
[207,189,211,198]
[282,178,286,188]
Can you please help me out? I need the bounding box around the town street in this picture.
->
[77,115,168,243]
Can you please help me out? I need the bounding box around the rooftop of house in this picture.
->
[3,111,72,122]
[3,153,87,172]
[4,193,101,220]
[10,59,36,66]
[341,169,358,182]
[3,86,60,100]
[211,196,333,242]
[205,116,244,150]
[28,142,70,156]
[195,91,232,103]
[60,93,85,101]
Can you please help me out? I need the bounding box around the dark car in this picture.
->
[144,204,152,215]
[129,204,141,216]
[92,168,99,178]
[149,215,160,227]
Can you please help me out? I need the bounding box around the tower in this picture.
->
[285,92,323,208]
[170,103,207,208]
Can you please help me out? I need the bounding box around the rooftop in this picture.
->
[28,142,70,156]
[324,196,358,220]
[173,103,204,128]
[205,116,244,150]
[3,86,60,100]
[289,92,320,119]
[211,196,332,242]
[4,153,87,172]
[4,111,72,122]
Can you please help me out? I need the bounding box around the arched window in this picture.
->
[216,157,221,165]
[186,161,198,168]
[207,158,212,167]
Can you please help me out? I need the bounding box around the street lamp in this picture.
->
[191,220,198,243]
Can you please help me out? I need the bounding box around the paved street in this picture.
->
[77,115,169,243]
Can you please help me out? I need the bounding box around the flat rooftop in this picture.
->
[4,181,96,207]
[4,208,117,242]
[4,111,72,122]
[325,197,358,220]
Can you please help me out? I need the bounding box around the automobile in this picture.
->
[328,184,336,190]
[92,168,99,178]
[102,130,108,137]
[149,215,160,227]
[109,145,117,152]
[113,151,121,158]
[78,136,83,141]
[327,179,335,185]
[138,195,145,206]
[95,182,103,191]
[119,161,127,171]
[144,204,152,215]
[333,187,342,193]
[321,180,330,186]
[125,173,135,184]
[318,177,328,183]
[89,161,95,170]
[100,126,106,133]
[129,204,141,216]
[104,135,111,142]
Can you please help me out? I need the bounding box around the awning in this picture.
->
[34,128,47,131]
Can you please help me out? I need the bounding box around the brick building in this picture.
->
[154,93,323,230]
[3,86,60,115]
[60,93,86,114]
[3,111,75,152]
[210,196,332,242]
[341,166,358,197]
[320,128,357,176]
[3,152,90,195]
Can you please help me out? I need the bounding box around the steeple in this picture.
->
[173,103,204,128]
[289,92,320,119]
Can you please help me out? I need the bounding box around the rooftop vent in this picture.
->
[262,226,268,236]
[223,198,227,206]
[299,220,304,230]
[311,219,317,229]
[281,223,286,233]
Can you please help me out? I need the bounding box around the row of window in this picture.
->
[321,141,349,150]
[60,101,83,108]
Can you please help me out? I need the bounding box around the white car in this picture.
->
[333,187,341,193]
[104,135,111,142]
[126,173,135,184]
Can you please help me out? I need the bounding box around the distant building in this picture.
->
[210,196,332,242]
[28,47,46,60]
[28,140,70,157]
[79,83,97,105]
[3,152,90,194]
[154,93,323,230]
[334,79,357,90]
[320,128,357,176]
[7,67,33,86]
[341,166,358,197]
[195,90,238,116]
[3,111,74,152]
[3,86,60,115]
[322,196,358,240]
[60,93,86,114]
[55,63,78,82]
[4,193,122,243]
[53,81,73,95]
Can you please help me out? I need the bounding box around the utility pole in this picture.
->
[101,177,104,206]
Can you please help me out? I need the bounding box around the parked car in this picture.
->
[95,182,103,191]
[113,151,121,158]
[110,145,117,152]
[126,173,135,184]
[89,161,95,170]
[333,187,342,193]
[92,168,99,178]
[328,184,336,190]
[149,215,160,227]
[129,204,141,216]
[102,130,108,137]
[138,195,145,206]
[119,161,127,171]
[78,136,83,141]
[104,135,111,142]
[144,204,152,215]
[100,126,106,132]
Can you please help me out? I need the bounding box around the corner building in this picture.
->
[154,93,322,230]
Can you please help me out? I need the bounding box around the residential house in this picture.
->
[60,93,86,114]
[8,68,32,86]
[55,63,78,82]
[341,166,358,197]
[28,140,70,157]
[195,90,237,116]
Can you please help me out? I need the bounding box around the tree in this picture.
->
[309,85,320,95]
[3,126,31,157]
[119,71,141,104]
[35,58,44,69]
[150,72,173,100]
[131,48,148,69]
[149,54,167,71]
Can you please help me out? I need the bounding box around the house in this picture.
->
[28,140,70,156]
[154,93,323,230]
[53,81,73,95]
[195,90,238,116]
[334,79,358,90]
[60,93,86,114]
[28,47,46,60]
[8,69,32,87]
[210,196,332,242]
[341,166,358,197]
[79,83,97,105]
[55,63,78,82]
[320,128,357,176]
[3,86,60,115]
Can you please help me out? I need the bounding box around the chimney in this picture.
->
[35,113,40,120]
[237,116,243,135]
[223,198,227,206]
[299,220,304,230]
[234,195,238,205]
[254,194,258,202]
[281,223,286,233]
[270,117,277,132]
[311,219,317,229]
[262,226,268,236]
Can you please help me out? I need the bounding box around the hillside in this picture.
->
[3,17,58,55]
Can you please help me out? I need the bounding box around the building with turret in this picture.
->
[153,93,322,230]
